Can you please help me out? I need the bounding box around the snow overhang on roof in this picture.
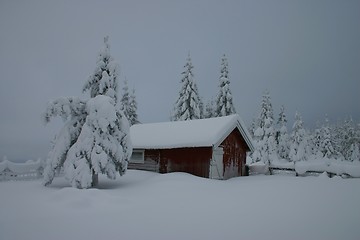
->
[130,114,254,152]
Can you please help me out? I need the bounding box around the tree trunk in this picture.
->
[91,170,98,188]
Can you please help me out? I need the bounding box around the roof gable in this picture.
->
[130,114,254,151]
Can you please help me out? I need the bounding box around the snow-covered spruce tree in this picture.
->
[204,98,216,119]
[43,37,132,188]
[128,88,139,125]
[319,116,336,158]
[172,54,203,121]
[289,111,309,162]
[64,95,131,188]
[120,79,130,114]
[276,105,290,160]
[251,91,277,164]
[310,126,323,158]
[334,117,356,161]
[249,118,257,138]
[215,54,236,117]
[120,79,138,125]
[83,36,119,102]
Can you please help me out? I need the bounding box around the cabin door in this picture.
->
[210,147,224,179]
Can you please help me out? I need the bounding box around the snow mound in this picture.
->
[318,172,329,179]
[248,161,269,174]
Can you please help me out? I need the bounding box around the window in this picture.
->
[130,150,144,164]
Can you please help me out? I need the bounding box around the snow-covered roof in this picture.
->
[130,114,254,151]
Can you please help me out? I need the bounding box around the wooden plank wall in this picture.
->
[222,129,248,179]
[160,147,212,178]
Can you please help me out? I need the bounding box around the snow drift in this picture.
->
[0,171,359,240]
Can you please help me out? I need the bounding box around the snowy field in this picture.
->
[1,170,360,240]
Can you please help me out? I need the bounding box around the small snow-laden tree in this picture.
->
[320,116,336,158]
[256,90,274,131]
[172,54,202,121]
[276,106,290,160]
[83,36,119,102]
[204,98,216,119]
[289,111,309,162]
[264,117,278,163]
[119,79,133,123]
[215,54,236,117]
[310,127,323,158]
[252,126,265,163]
[250,91,277,163]
[334,117,357,161]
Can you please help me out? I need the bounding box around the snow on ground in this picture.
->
[1,170,360,240]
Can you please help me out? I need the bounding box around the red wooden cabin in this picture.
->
[128,114,254,179]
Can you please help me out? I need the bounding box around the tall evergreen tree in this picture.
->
[43,37,131,189]
[289,111,308,162]
[215,54,236,117]
[251,91,277,163]
[128,88,139,125]
[120,79,131,119]
[276,105,290,160]
[172,54,202,121]
[119,79,138,125]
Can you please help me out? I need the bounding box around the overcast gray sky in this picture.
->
[1,0,359,161]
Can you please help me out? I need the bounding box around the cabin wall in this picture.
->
[221,128,249,179]
[128,147,212,178]
[160,147,212,178]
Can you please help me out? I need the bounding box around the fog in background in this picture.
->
[1,0,359,161]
